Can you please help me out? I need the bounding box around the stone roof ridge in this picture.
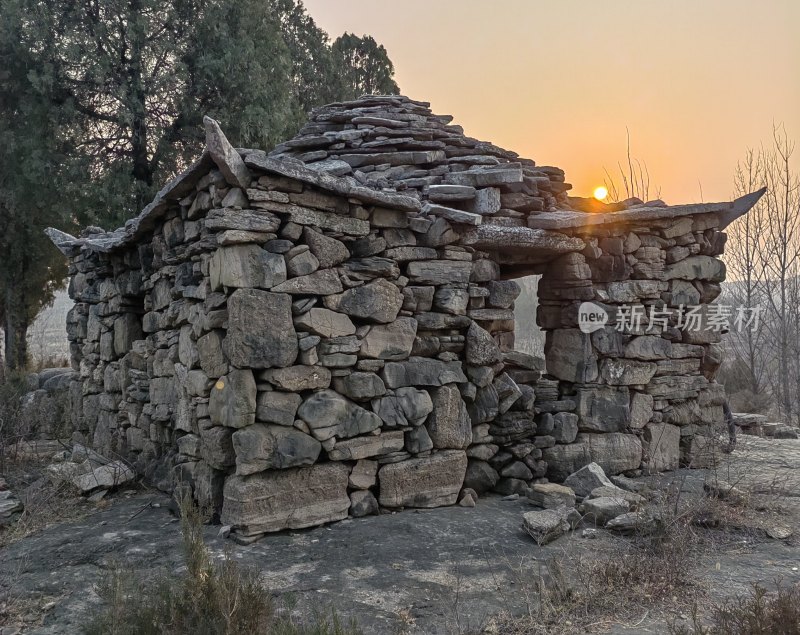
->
[44,97,767,258]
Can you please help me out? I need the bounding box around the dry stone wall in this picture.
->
[52,95,758,540]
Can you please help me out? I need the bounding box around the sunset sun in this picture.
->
[593,186,608,201]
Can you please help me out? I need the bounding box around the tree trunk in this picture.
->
[4,286,29,372]
[128,0,151,208]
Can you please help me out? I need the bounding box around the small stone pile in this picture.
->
[46,443,135,496]
[46,95,764,540]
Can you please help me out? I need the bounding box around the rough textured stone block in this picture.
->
[225,289,297,368]
[297,390,382,441]
[209,369,256,428]
[426,385,472,450]
[545,329,598,383]
[642,422,680,472]
[379,450,467,508]
[232,424,321,475]
[222,463,350,535]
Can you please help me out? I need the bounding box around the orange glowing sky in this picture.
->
[304,0,800,203]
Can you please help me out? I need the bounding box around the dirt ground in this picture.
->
[1,435,799,635]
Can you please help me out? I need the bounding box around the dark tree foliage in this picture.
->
[0,0,399,370]
[332,33,400,98]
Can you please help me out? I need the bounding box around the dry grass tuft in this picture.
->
[83,495,362,635]
[670,582,800,634]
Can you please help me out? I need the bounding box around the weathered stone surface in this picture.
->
[581,497,631,526]
[232,424,321,475]
[487,280,521,309]
[668,280,701,306]
[577,433,642,476]
[225,289,297,368]
[468,384,499,424]
[464,459,500,494]
[256,391,302,425]
[382,358,467,388]
[426,385,472,450]
[500,460,533,480]
[575,385,630,432]
[379,450,467,508]
[222,463,350,535]
[349,490,379,517]
[294,308,356,338]
[349,459,378,489]
[198,330,228,377]
[563,462,614,498]
[328,431,405,460]
[297,390,382,441]
[323,279,403,323]
[260,365,331,391]
[303,227,350,268]
[268,204,370,236]
[113,314,142,356]
[209,370,257,428]
[551,412,579,444]
[444,167,523,188]
[624,336,672,360]
[205,116,250,188]
[600,359,657,385]
[272,269,343,295]
[428,184,476,202]
[71,460,135,492]
[200,426,236,470]
[465,187,501,215]
[210,245,286,290]
[630,392,654,428]
[372,387,433,427]
[522,507,576,545]
[405,425,434,453]
[494,372,522,413]
[589,486,645,506]
[333,372,386,400]
[664,255,726,282]
[465,322,502,366]
[407,260,472,285]
[545,329,598,383]
[422,203,482,226]
[206,208,280,234]
[360,318,417,360]
[642,423,680,472]
[286,248,319,277]
[433,287,470,315]
[528,483,576,509]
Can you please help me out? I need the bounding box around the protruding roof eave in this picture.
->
[718,187,767,229]
[526,188,767,232]
[44,227,80,257]
[45,150,214,256]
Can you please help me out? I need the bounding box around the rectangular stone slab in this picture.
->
[378,450,467,508]
[222,463,350,535]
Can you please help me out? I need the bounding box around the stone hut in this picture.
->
[47,95,763,540]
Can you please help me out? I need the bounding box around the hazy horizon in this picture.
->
[305,0,800,204]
